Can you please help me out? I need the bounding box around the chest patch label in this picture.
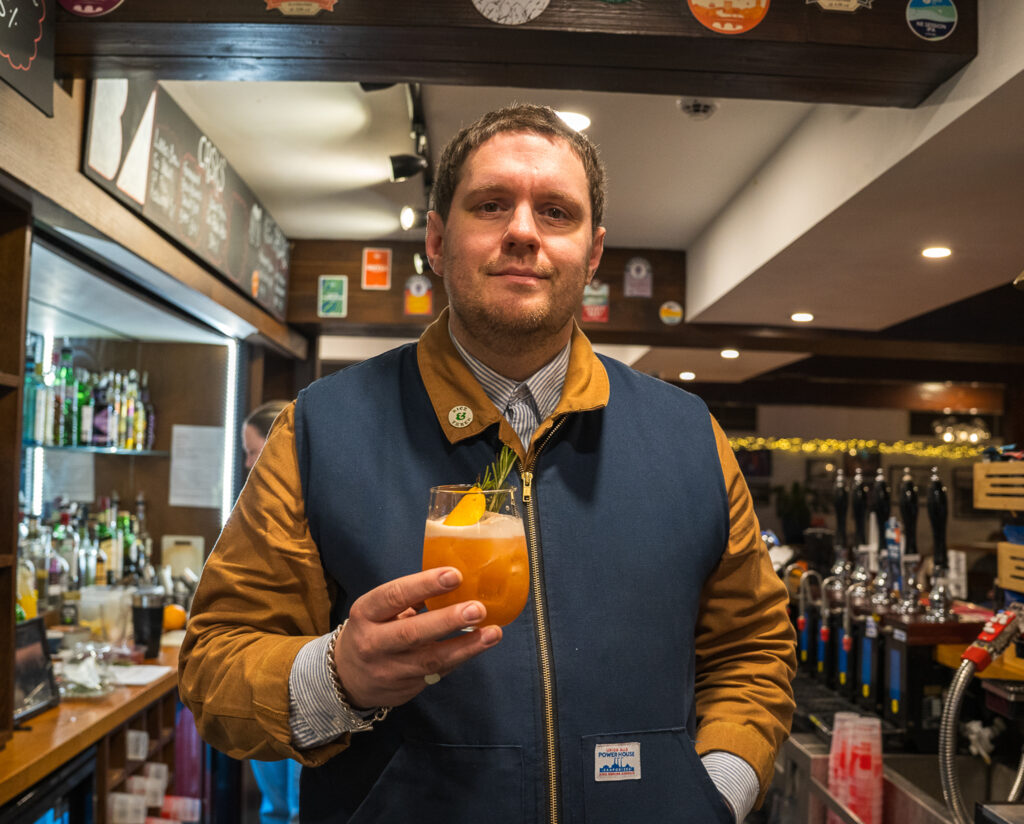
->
[594,742,642,782]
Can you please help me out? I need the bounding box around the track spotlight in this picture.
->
[389,153,428,182]
[413,252,429,275]
[400,206,428,231]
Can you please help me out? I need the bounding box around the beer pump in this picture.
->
[896,467,924,617]
[839,468,872,700]
[926,467,953,623]
[817,471,850,686]
[858,468,895,712]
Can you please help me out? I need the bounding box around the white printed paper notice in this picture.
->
[170,425,224,508]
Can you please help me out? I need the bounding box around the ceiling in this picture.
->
[154,4,1024,387]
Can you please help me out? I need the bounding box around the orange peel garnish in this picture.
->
[444,485,485,526]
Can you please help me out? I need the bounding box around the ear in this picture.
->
[425,211,445,276]
[586,226,606,285]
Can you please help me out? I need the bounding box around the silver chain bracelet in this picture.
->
[325,619,391,731]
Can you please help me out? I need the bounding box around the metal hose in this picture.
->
[938,659,977,824]
[1008,748,1024,802]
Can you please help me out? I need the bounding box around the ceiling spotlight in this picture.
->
[679,371,696,381]
[790,312,814,323]
[921,246,952,259]
[556,110,590,131]
[720,349,740,359]
[389,153,428,182]
[1013,269,1023,290]
[400,206,427,231]
[413,252,429,275]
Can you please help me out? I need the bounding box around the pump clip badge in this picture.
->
[265,0,337,16]
[58,0,126,16]
[806,0,871,12]
[906,0,957,41]
[687,0,769,35]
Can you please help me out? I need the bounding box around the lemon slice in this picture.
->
[444,485,486,526]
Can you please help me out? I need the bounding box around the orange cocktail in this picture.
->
[422,485,529,627]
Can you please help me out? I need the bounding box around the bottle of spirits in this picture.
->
[124,370,138,450]
[78,370,95,446]
[22,335,40,444]
[54,511,81,624]
[119,511,138,584]
[55,342,77,446]
[112,371,125,449]
[142,371,156,450]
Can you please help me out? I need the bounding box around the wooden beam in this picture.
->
[54,0,977,108]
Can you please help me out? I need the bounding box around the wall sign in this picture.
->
[0,0,54,117]
[361,247,392,290]
[659,301,683,325]
[687,0,770,34]
[317,275,349,318]
[623,256,653,298]
[807,0,872,10]
[83,79,290,319]
[404,274,433,316]
[581,280,610,323]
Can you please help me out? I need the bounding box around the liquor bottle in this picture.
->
[119,511,138,584]
[124,370,138,450]
[78,370,95,446]
[133,372,148,451]
[141,371,156,450]
[39,356,55,446]
[113,371,125,449]
[22,336,41,444]
[134,491,153,576]
[95,496,115,582]
[16,522,40,620]
[55,342,77,446]
[80,513,98,586]
[46,529,70,612]
[93,372,111,446]
[54,511,81,624]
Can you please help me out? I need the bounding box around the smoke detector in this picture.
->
[678,98,718,120]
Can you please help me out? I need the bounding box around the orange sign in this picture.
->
[265,0,337,15]
[362,248,392,290]
[687,0,770,35]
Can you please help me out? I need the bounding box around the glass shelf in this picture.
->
[21,442,169,457]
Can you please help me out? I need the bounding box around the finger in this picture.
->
[374,600,490,655]
[354,568,462,623]
[406,624,504,682]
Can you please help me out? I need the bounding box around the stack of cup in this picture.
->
[827,713,883,824]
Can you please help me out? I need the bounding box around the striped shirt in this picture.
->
[286,331,758,821]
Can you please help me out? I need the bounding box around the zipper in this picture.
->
[520,416,567,824]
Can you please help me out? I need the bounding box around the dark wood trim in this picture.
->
[0,373,18,388]
[54,0,977,108]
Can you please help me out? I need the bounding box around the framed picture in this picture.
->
[14,617,60,724]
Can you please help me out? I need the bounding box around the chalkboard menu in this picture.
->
[83,79,289,319]
[0,0,55,117]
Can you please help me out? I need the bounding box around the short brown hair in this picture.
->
[430,103,607,230]
[244,399,290,440]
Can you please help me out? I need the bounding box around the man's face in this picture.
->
[426,131,605,356]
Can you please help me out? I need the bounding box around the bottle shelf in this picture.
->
[20,442,169,457]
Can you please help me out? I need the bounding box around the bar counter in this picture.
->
[0,645,179,808]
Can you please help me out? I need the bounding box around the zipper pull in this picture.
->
[522,470,533,503]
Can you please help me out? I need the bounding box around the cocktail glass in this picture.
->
[422,485,529,627]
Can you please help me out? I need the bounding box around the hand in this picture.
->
[334,567,503,709]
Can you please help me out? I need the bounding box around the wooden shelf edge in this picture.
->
[0,371,19,388]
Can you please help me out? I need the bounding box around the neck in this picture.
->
[450,319,571,381]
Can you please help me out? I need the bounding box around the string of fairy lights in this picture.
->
[728,436,986,461]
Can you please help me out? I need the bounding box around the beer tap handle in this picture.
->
[873,468,890,553]
[833,470,848,549]
[851,469,868,547]
[900,468,918,556]
[927,467,948,570]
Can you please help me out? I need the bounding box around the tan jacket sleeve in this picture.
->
[177,402,352,765]
[693,416,797,805]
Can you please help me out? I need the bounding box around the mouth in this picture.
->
[489,268,548,285]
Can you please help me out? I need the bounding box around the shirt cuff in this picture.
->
[288,633,365,748]
[701,750,759,823]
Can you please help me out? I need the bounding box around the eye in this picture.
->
[542,206,569,220]
[478,201,502,214]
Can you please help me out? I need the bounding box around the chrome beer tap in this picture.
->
[897,467,924,616]
[823,470,851,610]
[925,467,953,622]
[870,468,896,614]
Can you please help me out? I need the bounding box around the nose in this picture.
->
[503,202,540,255]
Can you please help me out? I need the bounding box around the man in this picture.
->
[179,104,796,823]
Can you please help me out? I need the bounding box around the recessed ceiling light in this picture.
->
[790,312,814,323]
[679,371,696,381]
[556,110,590,131]
[720,349,740,359]
[921,246,952,259]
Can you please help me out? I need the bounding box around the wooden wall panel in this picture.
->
[288,238,687,343]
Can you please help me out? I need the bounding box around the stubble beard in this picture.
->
[444,253,590,358]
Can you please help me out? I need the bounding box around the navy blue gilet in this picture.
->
[294,343,734,824]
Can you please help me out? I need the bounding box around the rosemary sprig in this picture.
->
[477,444,517,491]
